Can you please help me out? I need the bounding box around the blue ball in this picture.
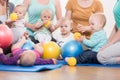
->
[61,40,83,58]
[22,40,34,50]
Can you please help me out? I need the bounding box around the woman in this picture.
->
[65,0,103,38]
[23,0,62,36]
[97,0,120,64]
[0,0,14,23]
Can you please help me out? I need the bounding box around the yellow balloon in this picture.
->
[10,13,18,21]
[43,41,60,59]
[67,57,77,66]
[73,32,81,40]
[44,21,51,28]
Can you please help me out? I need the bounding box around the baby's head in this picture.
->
[59,17,73,36]
[40,9,53,21]
[13,4,26,20]
[19,50,36,66]
[89,13,106,31]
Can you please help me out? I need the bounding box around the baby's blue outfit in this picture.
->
[83,29,107,52]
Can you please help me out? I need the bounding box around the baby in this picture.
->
[33,9,54,43]
[54,17,74,47]
[10,4,27,44]
[0,34,56,66]
[66,13,107,64]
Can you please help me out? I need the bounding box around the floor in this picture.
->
[0,65,120,80]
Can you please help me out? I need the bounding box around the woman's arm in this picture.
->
[23,0,37,31]
[23,0,31,11]
[65,10,72,19]
[53,0,62,20]
[109,28,120,45]
[108,24,117,42]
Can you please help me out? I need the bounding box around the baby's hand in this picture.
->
[76,35,85,42]
[0,48,3,54]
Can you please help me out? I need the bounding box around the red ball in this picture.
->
[0,24,13,48]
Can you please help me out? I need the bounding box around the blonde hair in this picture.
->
[41,9,53,19]
[20,50,36,66]
[14,4,26,15]
[89,13,106,27]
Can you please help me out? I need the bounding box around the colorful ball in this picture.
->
[74,32,81,40]
[43,41,60,59]
[22,40,34,50]
[44,21,51,28]
[67,57,77,66]
[0,24,13,48]
[61,40,83,59]
[10,13,18,21]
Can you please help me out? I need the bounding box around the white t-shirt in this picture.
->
[55,33,74,47]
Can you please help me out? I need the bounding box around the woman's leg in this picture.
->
[97,41,120,64]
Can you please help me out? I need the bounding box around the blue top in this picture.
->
[27,0,55,35]
[113,0,120,28]
[83,29,107,52]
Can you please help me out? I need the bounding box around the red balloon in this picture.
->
[0,24,13,48]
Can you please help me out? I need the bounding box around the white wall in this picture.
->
[10,0,117,37]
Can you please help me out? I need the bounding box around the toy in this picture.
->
[67,57,77,66]
[61,40,83,59]
[10,13,18,21]
[44,21,51,28]
[0,24,13,48]
[73,32,81,40]
[22,39,34,50]
[43,41,60,59]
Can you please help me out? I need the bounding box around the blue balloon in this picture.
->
[22,40,34,50]
[61,40,83,58]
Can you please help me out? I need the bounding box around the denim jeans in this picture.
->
[76,50,100,64]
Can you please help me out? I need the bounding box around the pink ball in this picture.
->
[0,24,13,48]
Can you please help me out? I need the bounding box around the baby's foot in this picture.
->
[0,48,3,54]
[52,58,57,64]
[65,57,69,62]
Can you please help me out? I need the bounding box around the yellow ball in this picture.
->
[73,32,81,40]
[44,21,51,28]
[10,13,18,21]
[67,57,77,66]
[43,41,60,59]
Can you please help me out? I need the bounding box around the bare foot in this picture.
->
[65,57,69,62]
[52,59,57,64]
[0,48,3,54]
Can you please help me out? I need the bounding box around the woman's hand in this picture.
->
[99,42,113,51]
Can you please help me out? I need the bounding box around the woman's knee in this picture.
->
[97,51,108,64]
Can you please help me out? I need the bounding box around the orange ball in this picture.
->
[67,57,77,66]
[73,32,81,40]
[44,21,51,28]
[43,41,60,59]
[10,13,18,21]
